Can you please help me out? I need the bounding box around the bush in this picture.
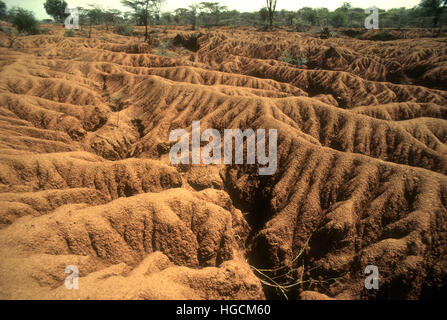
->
[320,26,332,39]
[155,40,172,57]
[0,0,6,20]
[341,29,366,38]
[281,50,294,64]
[64,29,75,37]
[114,23,133,36]
[8,7,40,35]
[0,25,18,47]
[280,51,307,66]
[0,25,17,35]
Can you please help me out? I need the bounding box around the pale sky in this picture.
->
[4,0,422,19]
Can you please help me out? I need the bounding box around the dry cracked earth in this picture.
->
[0,25,446,300]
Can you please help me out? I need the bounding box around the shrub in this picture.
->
[64,29,75,37]
[114,23,133,36]
[0,25,18,47]
[0,0,6,20]
[0,25,17,34]
[341,29,366,38]
[369,31,397,41]
[110,93,124,111]
[8,7,41,35]
[296,55,308,66]
[320,26,332,39]
[281,50,294,64]
[280,51,307,66]
[155,40,172,57]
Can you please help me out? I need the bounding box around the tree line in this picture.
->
[0,0,446,36]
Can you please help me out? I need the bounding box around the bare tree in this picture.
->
[265,0,277,28]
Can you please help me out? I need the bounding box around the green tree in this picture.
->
[341,2,352,10]
[340,2,352,26]
[419,0,446,27]
[298,7,317,25]
[8,7,41,35]
[121,1,164,39]
[121,0,149,39]
[86,7,103,38]
[121,0,142,25]
[315,7,330,27]
[285,11,295,26]
[174,8,189,25]
[381,7,409,28]
[43,0,67,23]
[0,0,7,20]
[220,9,242,26]
[330,8,347,27]
[161,12,173,25]
[348,7,365,27]
[151,0,165,24]
[103,9,122,31]
[199,2,227,27]
[78,7,88,26]
[187,4,199,30]
[259,7,269,26]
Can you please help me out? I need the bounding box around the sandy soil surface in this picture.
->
[0,25,446,299]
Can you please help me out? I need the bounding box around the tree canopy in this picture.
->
[43,0,67,23]
[27,0,446,32]
[0,0,7,20]
[8,7,41,34]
